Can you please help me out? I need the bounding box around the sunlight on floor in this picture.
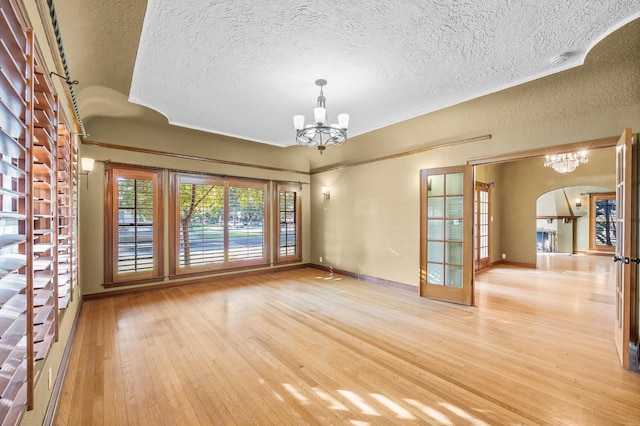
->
[316,276,343,281]
[312,387,349,411]
[283,383,309,404]
[338,390,380,416]
[439,402,490,426]
[405,398,453,424]
[371,394,415,419]
[280,382,489,423]
[315,267,344,281]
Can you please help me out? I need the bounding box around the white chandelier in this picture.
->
[293,79,349,154]
[544,151,589,173]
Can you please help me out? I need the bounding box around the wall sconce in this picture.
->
[80,157,95,188]
[81,157,95,173]
[575,198,582,208]
[321,186,330,200]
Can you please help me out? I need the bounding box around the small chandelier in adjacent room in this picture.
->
[293,79,349,154]
[544,151,589,173]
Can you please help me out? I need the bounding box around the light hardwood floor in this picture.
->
[54,255,640,425]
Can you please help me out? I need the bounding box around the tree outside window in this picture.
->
[171,174,268,274]
[106,168,302,285]
[589,193,616,252]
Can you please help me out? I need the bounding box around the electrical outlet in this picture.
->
[319,256,323,263]
[48,367,53,390]
[502,253,507,259]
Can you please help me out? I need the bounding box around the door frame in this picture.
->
[468,132,639,370]
[474,181,492,271]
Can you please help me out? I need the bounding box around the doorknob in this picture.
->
[613,255,639,264]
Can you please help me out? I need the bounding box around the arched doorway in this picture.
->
[535,185,614,255]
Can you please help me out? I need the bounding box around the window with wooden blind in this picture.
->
[56,124,72,310]
[69,137,78,294]
[32,61,58,363]
[275,183,301,263]
[105,164,164,284]
[170,173,268,275]
[0,1,30,418]
[0,0,81,416]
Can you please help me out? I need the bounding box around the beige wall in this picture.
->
[311,142,618,285]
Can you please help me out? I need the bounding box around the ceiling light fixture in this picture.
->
[293,79,349,154]
[544,151,589,173]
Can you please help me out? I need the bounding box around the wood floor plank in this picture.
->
[55,255,640,425]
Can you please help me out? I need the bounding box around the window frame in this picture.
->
[474,181,491,270]
[589,192,616,252]
[169,172,270,276]
[104,164,164,285]
[274,183,302,264]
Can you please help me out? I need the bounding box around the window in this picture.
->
[275,184,302,263]
[589,193,616,251]
[105,164,164,284]
[170,173,268,275]
[105,169,302,283]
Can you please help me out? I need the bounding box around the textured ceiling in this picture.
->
[123,1,640,147]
